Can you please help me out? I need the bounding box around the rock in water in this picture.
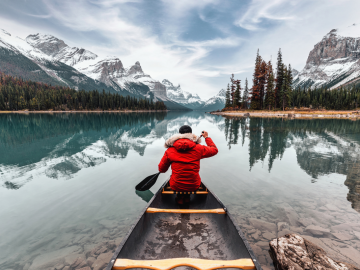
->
[269,234,360,270]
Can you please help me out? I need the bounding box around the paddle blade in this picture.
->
[135,172,160,191]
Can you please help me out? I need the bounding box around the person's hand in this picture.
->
[202,131,208,138]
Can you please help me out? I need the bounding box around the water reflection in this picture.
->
[0,112,225,189]
[1,113,167,187]
[1,112,360,270]
[345,163,360,213]
[224,116,360,212]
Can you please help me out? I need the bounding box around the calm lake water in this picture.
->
[1,112,360,270]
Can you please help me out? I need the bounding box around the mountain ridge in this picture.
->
[293,24,360,89]
[0,30,190,110]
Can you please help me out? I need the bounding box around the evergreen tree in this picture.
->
[279,66,288,111]
[230,74,235,106]
[287,64,293,108]
[250,49,262,109]
[265,61,275,110]
[243,78,249,109]
[259,60,267,109]
[225,83,231,108]
[275,48,284,108]
[233,80,241,108]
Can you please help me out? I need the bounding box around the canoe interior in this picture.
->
[117,191,253,262]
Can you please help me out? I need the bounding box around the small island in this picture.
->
[213,49,360,119]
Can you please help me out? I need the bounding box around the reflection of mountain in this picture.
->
[223,117,360,212]
[1,111,222,189]
[0,113,168,187]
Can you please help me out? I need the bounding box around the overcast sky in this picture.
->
[1,0,360,99]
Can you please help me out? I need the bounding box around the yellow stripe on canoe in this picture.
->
[113,258,255,270]
[146,207,226,214]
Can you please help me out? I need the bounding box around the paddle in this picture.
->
[135,133,204,191]
[135,172,161,191]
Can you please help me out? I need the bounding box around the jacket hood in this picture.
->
[164,133,201,149]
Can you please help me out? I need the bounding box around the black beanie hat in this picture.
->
[179,125,192,134]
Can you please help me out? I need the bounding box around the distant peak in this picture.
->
[292,68,299,77]
[127,61,144,75]
[162,79,173,86]
[26,33,68,56]
[1,29,11,36]
[26,33,65,44]
[218,89,226,96]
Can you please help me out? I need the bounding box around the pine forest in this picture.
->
[224,49,360,111]
[0,72,167,111]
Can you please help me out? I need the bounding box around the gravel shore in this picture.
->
[211,110,360,119]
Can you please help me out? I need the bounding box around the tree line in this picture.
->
[0,72,167,111]
[224,49,360,111]
[291,85,360,110]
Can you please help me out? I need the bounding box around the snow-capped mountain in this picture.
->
[0,30,189,110]
[25,33,189,110]
[294,24,360,89]
[292,68,299,77]
[198,89,226,111]
[162,79,205,110]
[0,29,116,93]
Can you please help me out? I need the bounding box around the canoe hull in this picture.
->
[106,180,263,270]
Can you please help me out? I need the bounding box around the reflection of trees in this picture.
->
[345,163,360,213]
[224,117,360,212]
[224,117,360,173]
[224,117,242,149]
[225,117,289,171]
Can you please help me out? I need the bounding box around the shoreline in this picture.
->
[0,110,168,114]
[211,110,360,119]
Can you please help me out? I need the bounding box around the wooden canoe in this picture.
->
[105,180,262,270]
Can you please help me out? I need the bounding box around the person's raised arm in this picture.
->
[200,131,218,158]
[158,151,171,173]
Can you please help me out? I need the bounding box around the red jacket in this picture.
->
[158,133,218,191]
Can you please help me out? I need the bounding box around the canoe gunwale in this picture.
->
[105,179,263,270]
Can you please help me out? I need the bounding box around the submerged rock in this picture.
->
[269,233,360,270]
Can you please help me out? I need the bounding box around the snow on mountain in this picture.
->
[26,33,97,66]
[292,68,299,77]
[0,29,53,62]
[294,24,360,89]
[0,29,117,92]
[55,47,97,66]
[0,30,189,110]
[26,33,67,56]
[198,89,226,111]
[25,34,172,100]
[163,79,204,110]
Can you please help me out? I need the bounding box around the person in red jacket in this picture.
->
[158,125,218,204]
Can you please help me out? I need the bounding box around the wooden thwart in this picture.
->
[161,190,208,194]
[113,258,255,270]
[146,207,226,214]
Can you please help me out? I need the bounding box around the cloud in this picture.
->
[235,0,300,31]
[2,0,360,99]
[37,0,242,99]
[24,13,52,19]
